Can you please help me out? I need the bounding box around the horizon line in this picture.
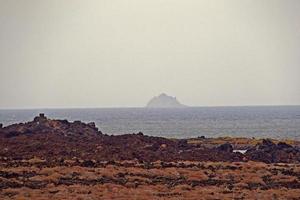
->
[0,104,300,110]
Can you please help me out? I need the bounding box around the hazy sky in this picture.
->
[0,0,299,108]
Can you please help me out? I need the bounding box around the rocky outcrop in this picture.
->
[245,139,300,163]
[1,115,300,163]
[0,114,242,162]
[217,143,233,153]
[146,93,186,108]
[2,113,101,138]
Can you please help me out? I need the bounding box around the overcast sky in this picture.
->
[0,0,299,108]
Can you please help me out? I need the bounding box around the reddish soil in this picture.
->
[1,160,300,199]
[1,114,300,199]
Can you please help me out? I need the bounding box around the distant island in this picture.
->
[146,93,187,108]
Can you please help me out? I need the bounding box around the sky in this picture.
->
[0,0,299,108]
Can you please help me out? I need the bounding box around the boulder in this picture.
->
[177,139,189,149]
[33,113,47,123]
[217,143,233,153]
[137,132,144,136]
[246,140,300,163]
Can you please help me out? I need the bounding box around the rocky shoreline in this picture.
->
[1,114,300,164]
[1,114,300,199]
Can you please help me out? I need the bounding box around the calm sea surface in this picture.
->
[1,106,300,139]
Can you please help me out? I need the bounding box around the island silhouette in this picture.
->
[146,93,187,108]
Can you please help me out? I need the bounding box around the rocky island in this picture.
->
[1,114,300,199]
[146,93,187,108]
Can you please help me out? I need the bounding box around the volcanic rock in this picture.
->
[246,139,300,163]
[177,139,189,149]
[277,142,293,150]
[0,115,243,163]
[1,114,102,138]
[0,116,300,164]
[217,143,233,153]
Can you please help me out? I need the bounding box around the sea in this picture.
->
[0,106,300,140]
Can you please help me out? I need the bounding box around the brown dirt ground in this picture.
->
[1,159,300,200]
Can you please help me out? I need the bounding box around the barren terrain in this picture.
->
[1,115,300,199]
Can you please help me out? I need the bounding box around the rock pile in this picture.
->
[2,113,102,138]
[245,139,300,163]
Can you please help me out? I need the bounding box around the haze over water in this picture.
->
[1,1,299,141]
[1,1,300,109]
[1,106,300,140]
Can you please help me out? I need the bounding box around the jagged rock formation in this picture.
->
[2,116,300,199]
[2,113,101,138]
[0,115,300,163]
[0,114,242,162]
[217,143,233,153]
[245,139,300,163]
[146,93,186,108]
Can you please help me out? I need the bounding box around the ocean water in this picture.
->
[0,106,300,140]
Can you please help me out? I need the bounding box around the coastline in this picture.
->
[1,114,300,199]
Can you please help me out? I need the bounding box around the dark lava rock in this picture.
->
[0,115,245,163]
[0,115,299,164]
[87,122,99,131]
[1,114,102,138]
[246,140,300,163]
[262,139,274,146]
[277,142,293,150]
[87,122,96,127]
[177,140,189,149]
[33,113,47,123]
[259,139,277,151]
[217,143,233,153]
[137,132,144,136]
[81,160,96,167]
